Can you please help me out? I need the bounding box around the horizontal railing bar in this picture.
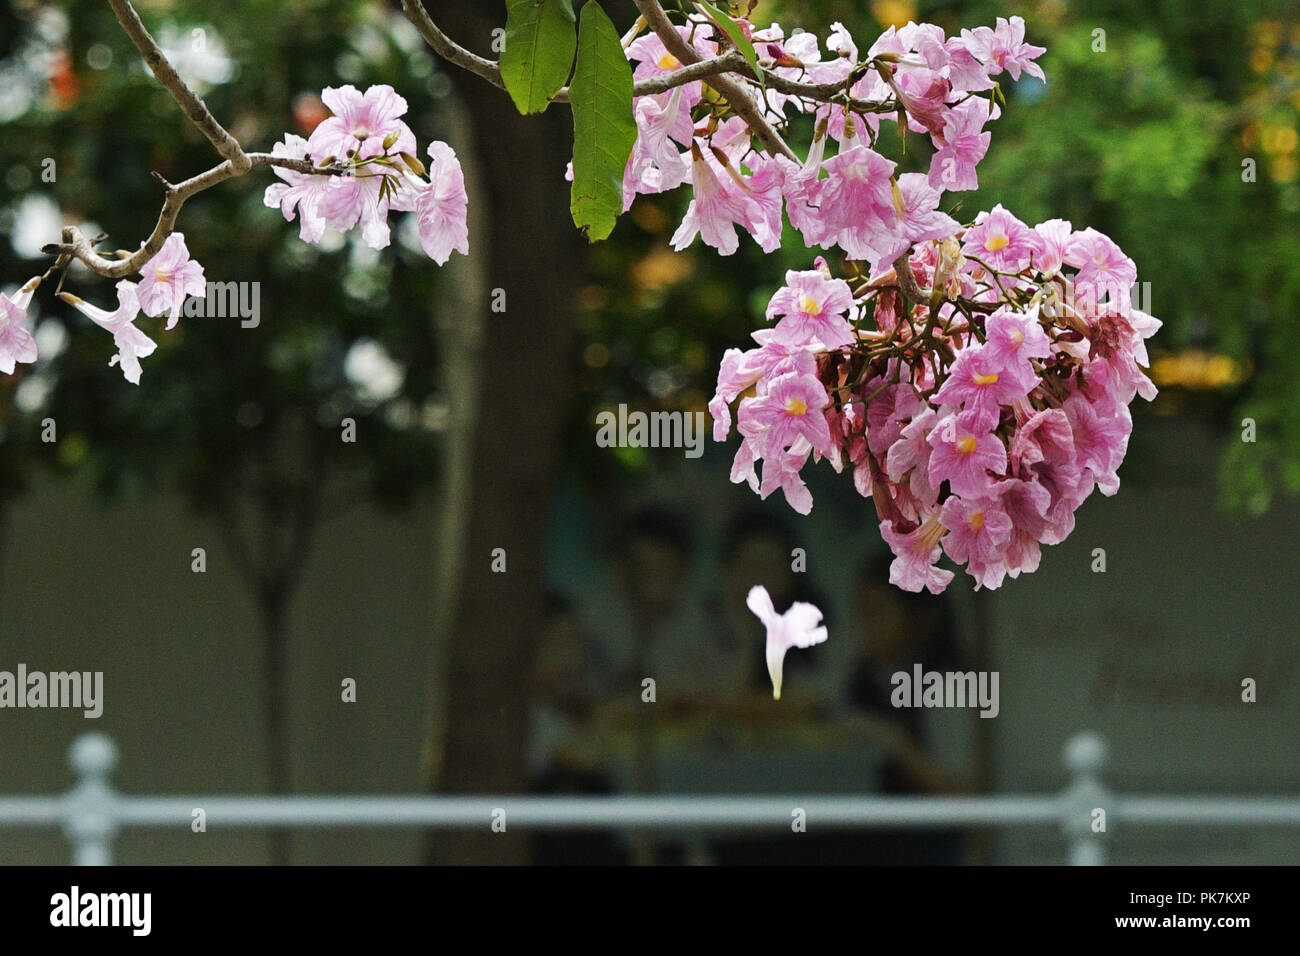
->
[1,794,1298,830]
[0,798,64,826]
[116,795,1065,828]
[1113,798,1300,825]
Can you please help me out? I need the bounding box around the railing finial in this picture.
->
[1062,731,1110,866]
[64,733,120,866]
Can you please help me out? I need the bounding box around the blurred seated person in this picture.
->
[601,508,732,706]
[526,593,627,865]
[840,555,977,864]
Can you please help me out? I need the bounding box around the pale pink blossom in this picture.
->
[759,442,815,515]
[928,99,990,193]
[746,583,828,699]
[737,369,833,458]
[927,409,1008,497]
[414,141,469,265]
[940,494,1013,571]
[0,276,40,375]
[880,513,954,594]
[1065,227,1137,309]
[984,305,1052,366]
[1033,218,1073,275]
[962,17,1046,81]
[670,145,765,256]
[308,84,416,163]
[818,145,900,264]
[933,343,1034,425]
[765,269,855,349]
[60,281,156,385]
[136,233,205,329]
[893,172,962,246]
[963,204,1044,272]
[263,133,331,243]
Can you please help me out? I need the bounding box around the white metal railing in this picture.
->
[2,732,1299,865]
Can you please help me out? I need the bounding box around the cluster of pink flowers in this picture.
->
[616,12,1158,593]
[710,216,1159,593]
[621,16,1043,269]
[1,84,471,385]
[265,84,469,262]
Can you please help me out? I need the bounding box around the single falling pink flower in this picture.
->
[60,281,156,385]
[136,233,206,330]
[0,276,41,375]
[746,584,828,700]
[414,141,469,265]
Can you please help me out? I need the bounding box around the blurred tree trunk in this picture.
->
[419,0,582,865]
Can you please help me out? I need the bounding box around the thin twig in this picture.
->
[52,153,348,278]
[399,0,505,92]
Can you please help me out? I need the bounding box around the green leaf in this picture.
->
[569,1,636,242]
[501,0,578,115]
[694,0,762,88]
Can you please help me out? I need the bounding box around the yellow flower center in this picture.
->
[969,511,985,531]
[797,294,821,316]
[784,398,808,417]
[957,436,978,454]
[155,265,172,283]
[658,53,681,70]
[984,235,1010,252]
[973,371,999,386]
[1009,328,1024,344]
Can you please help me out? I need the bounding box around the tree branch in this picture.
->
[399,0,505,92]
[892,250,930,306]
[632,0,797,161]
[107,0,251,174]
[398,1,893,123]
[49,153,347,278]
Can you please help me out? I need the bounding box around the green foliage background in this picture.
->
[2,0,1298,522]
